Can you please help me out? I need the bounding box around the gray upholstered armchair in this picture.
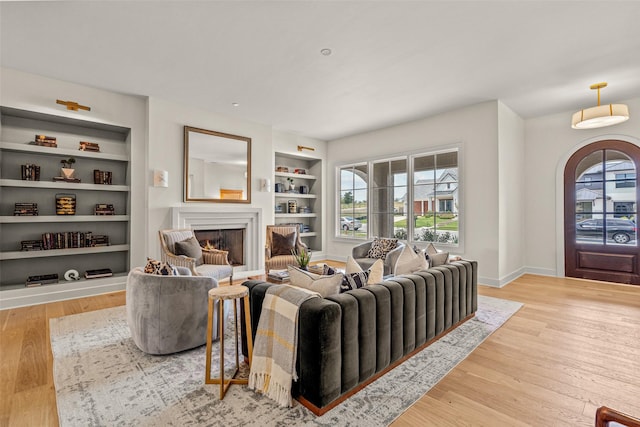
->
[352,240,406,276]
[126,267,230,355]
[159,229,233,284]
[265,224,308,273]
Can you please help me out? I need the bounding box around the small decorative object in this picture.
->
[85,268,113,279]
[64,269,80,281]
[20,239,44,251]
[291,247,311,270]
[56,99,91,111]
[32,134,57,147]
[79,141,100,152]
[14,202,38,216]
[288,199,297,214]
[274,183,284,193]
[56,193,76,215]
[60,157,76,179]
[94,204,115,215]
[275,166,289,173]
[21,164,41,181]
[299,185,308,194]
[93,170,113,185]
[275,204,283,213]
[294,168,306,174]
[287,177,295,191]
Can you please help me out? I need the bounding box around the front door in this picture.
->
[564,140,640,284]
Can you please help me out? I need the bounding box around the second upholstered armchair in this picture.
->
[264,224,308,273]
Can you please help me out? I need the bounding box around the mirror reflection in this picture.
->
[184,126,251,203]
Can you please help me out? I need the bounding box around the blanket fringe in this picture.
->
[247,372,291,407]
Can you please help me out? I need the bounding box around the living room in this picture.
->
[1,2,640,426]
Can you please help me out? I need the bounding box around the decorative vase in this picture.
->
[289,183,295,191]
[61,168,75,179]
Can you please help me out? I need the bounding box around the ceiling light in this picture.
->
[571,82,629,129]
[320,48,332,56]
[232,102,240,107]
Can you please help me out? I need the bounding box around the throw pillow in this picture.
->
[323,263,338,275]
[287,266,343,297]
[346,256,384,285]
[426,242,439,257]
[271,231,296,256]
[429,252,450,267]
[394,244,428,275]
[144,257,177,275]
[366,237,398,259]
[341,270,369,292]
[174,236,204,266]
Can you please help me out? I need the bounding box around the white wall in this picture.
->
[326,101,501,284]
[524,96,640,277]
[497,101,525,282]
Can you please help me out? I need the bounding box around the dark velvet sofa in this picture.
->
[242,260,478,415]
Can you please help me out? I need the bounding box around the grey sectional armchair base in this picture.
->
[243,260,478,415]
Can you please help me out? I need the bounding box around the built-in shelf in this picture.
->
[274,171,316,180]
[0,244,130,260]
[0,141,129,161]
[0,272,128,295]
[0,215,130,223]
[300,232,317,237]
[0,179,129,192]
[274,193,317,199]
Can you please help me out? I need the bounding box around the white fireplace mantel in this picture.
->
[171,206,262,273]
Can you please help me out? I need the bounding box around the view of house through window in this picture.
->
[337,148,459,246]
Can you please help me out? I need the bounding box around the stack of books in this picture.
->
[85,268,112,279]
[93,170,113,185]
[21,240,44,251]
[32,134,57,147]
[91,235,110,247]
[21,164,41,181]
[56,194,76,215]
[26,273,58,287]
[14,202,38,216]
[79,141,100,152]
[268,271,290,282]
[94,204,115,215]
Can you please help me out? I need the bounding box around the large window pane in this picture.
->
[339,164,368,238]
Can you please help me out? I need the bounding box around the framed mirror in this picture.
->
[184,126,251,203]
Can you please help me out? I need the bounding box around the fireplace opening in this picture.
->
[194,229,245,266]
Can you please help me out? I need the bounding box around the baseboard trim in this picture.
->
[296,312,476,416]
[524,266,558,277]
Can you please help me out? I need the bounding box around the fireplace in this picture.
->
[194,228,245,266]
[171,206,262,273]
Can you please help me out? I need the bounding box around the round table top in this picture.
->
[208,285,249,300]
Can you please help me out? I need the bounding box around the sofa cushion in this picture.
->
[271,231,296,256]
[288,266,343,297]
[429,252,450,267]
[174,236,204,266]
[394,244,428,275]
[366,237,398,259]
[346,256,383,285]
[144,257,177,275]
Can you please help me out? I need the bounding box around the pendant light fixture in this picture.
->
[571,82,629,129]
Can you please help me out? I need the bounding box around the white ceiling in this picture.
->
[2,1,640,141]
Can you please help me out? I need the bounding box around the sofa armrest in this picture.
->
[352,241,373,259]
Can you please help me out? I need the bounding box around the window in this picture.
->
[615,173,636,188]
[336,148,460,246]
[339,164,368,238]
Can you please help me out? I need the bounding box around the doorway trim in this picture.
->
[555,134,640,277]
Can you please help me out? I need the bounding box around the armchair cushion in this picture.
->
[271,231,297,256]
[366,237,398,259]
[174,236,204,266]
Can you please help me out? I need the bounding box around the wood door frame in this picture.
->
[563,139,640,284]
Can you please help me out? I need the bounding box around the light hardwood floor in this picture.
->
[1,273,638,426]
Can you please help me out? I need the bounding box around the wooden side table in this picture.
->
[205,285,253,400]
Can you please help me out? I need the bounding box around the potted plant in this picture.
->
[286,177,295,191]
[291,247,311,270]
[60,158,76,179]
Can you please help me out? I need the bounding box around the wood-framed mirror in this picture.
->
[184,126,251,203]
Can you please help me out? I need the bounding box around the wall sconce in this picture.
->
[153,170,169,187]
[297,145,315,152]
[261,178,271,192]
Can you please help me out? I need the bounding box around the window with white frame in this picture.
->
[336,148,460,246]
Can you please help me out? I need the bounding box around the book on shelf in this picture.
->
[26,273,58,287]
[30,140,58,148]
[85,268,113,279]
[94,203,115,215]
[93,170,113,185]
[53,177,81,183]
[79,141,100,152]
[21,240,44,251]
[21,164,41,181]
[14,202,39,216]
[267,271,290,281]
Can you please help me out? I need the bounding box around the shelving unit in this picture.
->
[0,106,131,306]
[273,152,322,253]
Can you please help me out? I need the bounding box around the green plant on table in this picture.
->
[292,247,311,269]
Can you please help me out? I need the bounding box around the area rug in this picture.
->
[50,295,522,426]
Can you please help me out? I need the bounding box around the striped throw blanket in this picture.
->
[248,285,320,407]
